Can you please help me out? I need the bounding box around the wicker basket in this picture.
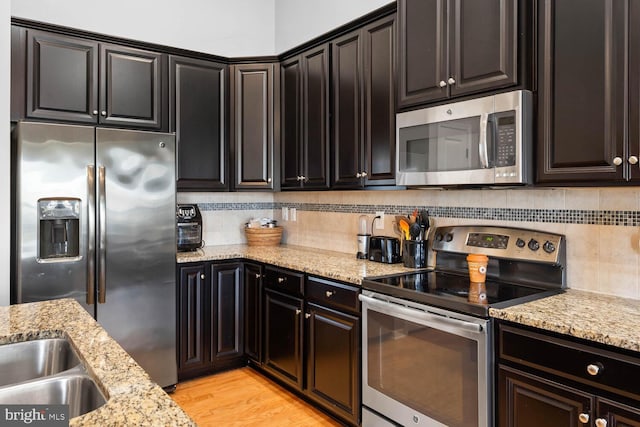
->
[245,226,283,246]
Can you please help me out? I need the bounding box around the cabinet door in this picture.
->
[100,44,166,130]
[397,0,448,108]
[363,14,397,186]
[537,0,626,183]
[448,0,517,98]
[263,289,304,389]
[25,30,99,123]
[498,366,593,427]
[332,30,363,188]
[306,303,360,424]
[280,56,303,189]
[301,44,330,189]
[210,263,243,364]
[628,2,640,181]
[597,398,640,427]
[231,63,276,190]
[177,264,207,375]
[170,56,228,191]
[244,263,263,363]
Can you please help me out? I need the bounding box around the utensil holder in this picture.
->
[402,240,427,268]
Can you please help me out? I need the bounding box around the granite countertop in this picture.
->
[490,289,640,353]
[0,299,195,427]
[177,244,424,284]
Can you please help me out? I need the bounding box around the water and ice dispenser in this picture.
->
[38,198,80,260]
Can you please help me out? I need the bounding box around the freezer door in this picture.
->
[95,128,177,388]
[14,122,95,314]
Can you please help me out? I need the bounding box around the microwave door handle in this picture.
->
[359,294,483,333]
[479,113,490,168]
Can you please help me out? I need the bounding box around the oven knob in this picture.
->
[528,239,539,251]
[543,241,556,253]
[516,238,526,248]
[435,233,443,242]
[445,233,454,242]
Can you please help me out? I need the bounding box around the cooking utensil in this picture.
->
[399,219,410,240]
[409,222,421,240]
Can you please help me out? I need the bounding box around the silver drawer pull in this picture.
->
[325,290,335,298]
[587,363,602,376]
[578,413,589,424]
[278,277,287,284]
[595,419,607,427]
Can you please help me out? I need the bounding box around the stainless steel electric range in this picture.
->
[359,225,566,427]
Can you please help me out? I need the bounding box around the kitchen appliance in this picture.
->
[360,225,566,427]
[396,90,532,187]
[357,214,371,259]
[12,121,177,389]
[368,236,401,264]
[177,204,203,251]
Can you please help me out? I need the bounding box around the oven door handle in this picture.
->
[359,294,483,333]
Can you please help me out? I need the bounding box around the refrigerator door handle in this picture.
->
[86,166,96,305]
[98,166,107,304]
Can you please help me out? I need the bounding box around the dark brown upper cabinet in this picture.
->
[537,0,640,184]
[12,27,167,130]
[230,63,278,191]
[170,56,228,191]
[397,0,517,109]
[280,44,330,190]
[332,14,397,189]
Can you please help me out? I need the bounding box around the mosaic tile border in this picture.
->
[196,202,640,226]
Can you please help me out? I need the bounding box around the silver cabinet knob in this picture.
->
[302,176,308,182]
[92,110,98,115]
[578,413,590,424]
[587,363,601,376]
[595,419,607,427]
[295,309,302,315]
[356,172,362,178]
[325,290,335,298]
[255,273,261,279]
[277,277,286,284]
[267,177,272,183]
[629,155,639,165]
[439,80,447,88]
[200,274,205,280]
[613,156,623,166]
[447,77,456,85]
[101,111,107,117]
[305,313,311,319]
[361,171,368,177]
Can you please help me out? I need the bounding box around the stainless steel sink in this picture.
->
[0,338,81,386]
[0,338,107,418]
[0,369,106,418]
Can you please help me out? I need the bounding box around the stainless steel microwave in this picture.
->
[396,90,532,186]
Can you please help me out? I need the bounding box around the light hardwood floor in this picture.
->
[171,367,343,426]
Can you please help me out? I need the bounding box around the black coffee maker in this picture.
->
[176,204,203,251]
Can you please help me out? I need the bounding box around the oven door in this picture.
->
[359,291,491,427]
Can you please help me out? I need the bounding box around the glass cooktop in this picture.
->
[361,270,563,318]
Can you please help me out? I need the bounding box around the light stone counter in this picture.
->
[177,244,425,284]
[490,289,640,353]
[0,299,195,427]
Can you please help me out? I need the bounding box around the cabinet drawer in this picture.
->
[306,276,359,313]
[264,266,304,297]
[499,324,640,401]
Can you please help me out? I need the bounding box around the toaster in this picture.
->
[368,236,401,264]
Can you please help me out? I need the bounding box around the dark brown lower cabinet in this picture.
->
[177,261,244,380]
[244,262,263,364]
[497,322,640,427]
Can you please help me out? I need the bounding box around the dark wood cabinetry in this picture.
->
[244,262,263,364]
[497,322,640,427]
[170,56,228,191]
[280,44,330,190]
[12,27,167,130]
[177,261,244,380]
[397,0,518,109]
[332,14,397,189]
[230,63,278,190]
[536,0,640,184]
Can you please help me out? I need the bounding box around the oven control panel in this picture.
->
[432,225,565,265]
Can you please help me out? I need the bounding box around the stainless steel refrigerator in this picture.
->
[12,121,177,388]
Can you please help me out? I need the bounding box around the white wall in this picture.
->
[1,0,10,305]
[274,0,394,52]
[11,0,276,57]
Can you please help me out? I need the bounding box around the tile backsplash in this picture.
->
[179,187,640,299]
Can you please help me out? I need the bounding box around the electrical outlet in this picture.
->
[282,207,289,221]
[291,207,297,222]
[375,211,385,229]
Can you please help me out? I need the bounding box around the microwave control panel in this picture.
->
[492,110,517,167]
